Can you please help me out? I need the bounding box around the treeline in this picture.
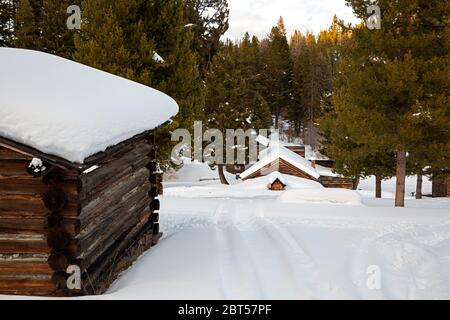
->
[204,16,347,149]
[205,1,449,206]
[0,0,230,164]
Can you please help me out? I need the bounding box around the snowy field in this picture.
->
[1,163,449,300]
[104,165,450,300]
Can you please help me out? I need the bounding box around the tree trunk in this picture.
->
[352,176,360,190]
[375,175,382,198]
[395,147,407,207]
[274,107,280,130]
[309,68,315,148]
[416,171,423,199]
[217,164,229,185]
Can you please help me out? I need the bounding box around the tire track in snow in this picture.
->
[237,201,315,299]
[215,200,348,299]
[213,201,263,299]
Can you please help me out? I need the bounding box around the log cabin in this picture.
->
[267,173,287,191]
[240,138,355,189]
[0,48,178,296]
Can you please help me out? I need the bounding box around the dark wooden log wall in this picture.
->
[0,135,162,296]
[448,178,450,197]
[285,146,306,157]
[0,147,57,296]
[319,176,355,190]
[432,177,450,198]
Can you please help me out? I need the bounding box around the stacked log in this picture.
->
[432,177,450,197]
[0,134,162,296]
[319,176,355,190]
[0,147,55,296]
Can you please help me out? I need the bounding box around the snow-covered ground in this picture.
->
[104,167,450,300]
[2,164,449,300]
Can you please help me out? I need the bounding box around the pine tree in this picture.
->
[238,33,272,129]
[15,0,39,49]
[290,30,306,61]
[75,0,205,168]
[288,31,307,136]
[74,0,155,83]
[204,42,243,183]
[14,0,79,57]
[261,17,294,129]
[318,15,348,115]
[204,39,272,182]
[290,32,329,146]
[320,109,397,196]
[185,0,229,73]
[40,0,80,58]
[138,0,204,167]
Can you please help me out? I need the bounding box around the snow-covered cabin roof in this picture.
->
[0,48,178,164]
[267,171,286,186]
[240,143,321,180]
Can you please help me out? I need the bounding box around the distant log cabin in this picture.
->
[268,174,286,191]
[0,48,178,296]
[240,139,356,190]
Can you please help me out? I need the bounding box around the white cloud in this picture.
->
[224,0,360,40]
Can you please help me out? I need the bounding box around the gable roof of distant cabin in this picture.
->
[240,143,321,180]
[0,48,178,168]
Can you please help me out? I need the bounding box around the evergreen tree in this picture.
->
[75,0,204,167]
[204,40,272,182]
[290,32,329,146]
[15,0,39,49]
[143,0,205,167]
[261,17,294,129]
[320,109,397,196]
[14,0,80,57]
[238,32,272,129]
[290,29,305,61]
[318,15,348,114]
[40,0,80,58]
[74,0,154,83]
[185,0,229,73]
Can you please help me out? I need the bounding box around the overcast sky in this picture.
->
[224,0,360,40]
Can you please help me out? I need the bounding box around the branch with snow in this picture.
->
[152,51,165,63]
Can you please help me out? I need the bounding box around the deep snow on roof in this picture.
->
[240,143,321,180]
[0,48,178,164]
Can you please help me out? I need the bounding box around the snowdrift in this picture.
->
[278,188,363,206]
[171,159,220,182]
